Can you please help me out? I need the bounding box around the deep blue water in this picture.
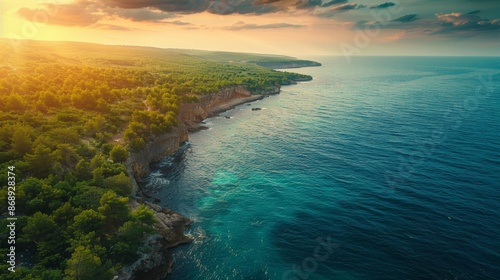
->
[144,57,500,280]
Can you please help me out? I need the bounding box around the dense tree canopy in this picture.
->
[0,39,315,279]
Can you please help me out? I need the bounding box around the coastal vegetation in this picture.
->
[0,39,315,278]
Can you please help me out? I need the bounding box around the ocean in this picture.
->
[143,57,500,280]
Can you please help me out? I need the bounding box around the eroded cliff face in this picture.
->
[180,85,258,124]
[121,85,277,279]
[117,68,318,279]
[116,200,192,280]
[127,85,264,188]
[127,127,189,183]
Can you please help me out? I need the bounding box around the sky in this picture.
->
[1,0,499,56]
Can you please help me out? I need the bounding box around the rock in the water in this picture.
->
[252,107,262,111]
[188,124,209,132]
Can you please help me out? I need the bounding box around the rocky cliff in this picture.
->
[127,85,266,189]
[121,84,286,279]
[116,199,193,280]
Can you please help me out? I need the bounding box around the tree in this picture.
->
[102,172,132,196]
[41,91,61,108]
[49,128,81,146]
[22,212,66,265]
[89,154,105,170]
[6,94,26,112]
[72,186,106,210]
[92,168,104,187]
[109,145,128,163]
[52,202,80,226]
[71,209,104,235]
[54,144,82,169]
[132,204,156,226]
[98,191,130,232]
[22,212,59,244]
[20,177,44,200]
[75,159,92,181]
[128,137,145,152]
[24,144,55,178]
[11,126,33,156]
[64,246,112,280]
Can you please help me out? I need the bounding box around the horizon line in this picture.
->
[1,37,499,58]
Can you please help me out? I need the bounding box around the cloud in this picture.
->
[18,3,100,26]
[107,8,176,22]
[101,0,209,13]
[352,20,372,29]
[164,20,192,26]
[254,0,282,3]
[433,12,500,35]
[16,0,286,26]
[93,23,133,30]
[316,2,364,17]
[223,21,305,30]
[207,0,279,15]
[370,2,395,9]
[383,31,407,42]
[295,0,323,9]
[17,1,192,29]
[353,14,419,30]
[333,3,360,11]
[321,0,348,7]
[102,0,282,15]
[466,10,481,15]
[392,14,418,23]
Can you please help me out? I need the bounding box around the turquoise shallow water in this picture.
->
[143,57,500,280]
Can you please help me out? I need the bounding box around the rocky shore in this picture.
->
[120,85,281,279]
[126,85,274,180]
[115,199,193,280]
[120,68,317,278]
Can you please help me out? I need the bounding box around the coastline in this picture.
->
[123,69,317,279]
[208,94,265,116]
[120,87,274,279]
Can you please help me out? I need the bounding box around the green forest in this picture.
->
[0,39,314,279]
